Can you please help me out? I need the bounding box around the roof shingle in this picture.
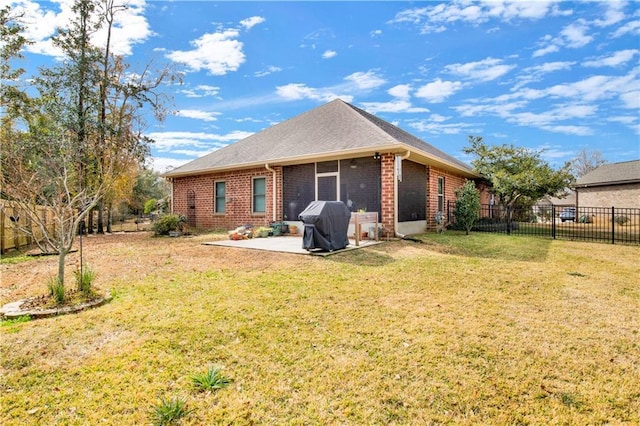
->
[574,160,640,187]
[164,99,473,177]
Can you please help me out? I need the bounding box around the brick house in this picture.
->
[164,99,486,236]
[573,160,640,208]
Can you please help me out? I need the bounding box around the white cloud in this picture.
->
[150,156,191,174]
[611,19,640,38]
[359,83,429,114]
[415,79,464,103]
[254,66,283,77]
[388,84,412,99]
[322,50,337,59]
[275,83,352,103]
[360,100,429,114]
[620,90,640,110]
[408,118,475,135]
[445,58,515,82]
[166,29,245,75]
[389,1,566,34]
[514,61,575,89]
[344,71,386,90]
[533,43,560,58]
[370,29,382,37]
[147,130,254,153]
[240,16,265,30]
[180,85,220,98]
[583,49,639,68]
[592,1,626,27]
[14,0,153,58]
[560,20,593,48]
[177,109,220,122]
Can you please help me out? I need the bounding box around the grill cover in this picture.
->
[298,201,351,251]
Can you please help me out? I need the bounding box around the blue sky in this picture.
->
[9,0,640,172]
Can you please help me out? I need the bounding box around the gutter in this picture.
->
[394,151,411,238]
[265,163,277,222]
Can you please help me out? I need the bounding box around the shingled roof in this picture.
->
[574,160,640,187]
[164,99,475,178]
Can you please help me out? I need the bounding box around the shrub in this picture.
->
[149,395,191,425]
[152,214,187,236]
[74,264,96,294]
[191,366,232,392]
[47,277,65,304]
[453,180,481,235]
[144,198,158,215]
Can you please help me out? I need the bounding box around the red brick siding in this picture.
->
[426,166,467,229]
[172,166,282,230]
[380,153,396,234]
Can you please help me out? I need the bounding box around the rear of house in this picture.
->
[165,99,488,236]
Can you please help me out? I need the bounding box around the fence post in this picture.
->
[611,206,615,245]
[552,205,556,240]
[506,205,511,235]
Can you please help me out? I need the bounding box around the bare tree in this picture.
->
[571,148,607,178]
[1,0,176,292]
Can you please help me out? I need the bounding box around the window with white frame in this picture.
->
[253,177,266,213]
[437,177,445,213]
[214,181,226,214]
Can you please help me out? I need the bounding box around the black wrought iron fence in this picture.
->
[446,202,640,245]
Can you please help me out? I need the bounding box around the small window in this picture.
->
[316,160,338,174]
[437,177,445,213]
[214,181,226,214]
[253,177,266,213]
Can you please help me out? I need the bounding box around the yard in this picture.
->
[1,231,638,424]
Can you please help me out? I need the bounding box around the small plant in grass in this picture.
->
[47,277,65,304]
[74,264,96,294]
[1,315,31,327]
[149,395,191,425]
[191,366,232,392]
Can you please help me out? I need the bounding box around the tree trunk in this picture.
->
[97,201,104,234]
[106,203,112,233]
[57,247,68,287]
[87,208,94,234]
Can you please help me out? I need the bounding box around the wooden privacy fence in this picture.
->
[0,201,57,253]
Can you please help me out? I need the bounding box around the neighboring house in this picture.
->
[573,160,640,208]
[164,99,487,236]
[534,190,576,222]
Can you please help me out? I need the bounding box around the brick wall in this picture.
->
[380,153,396,234]
[172,166,282,230]
[426,166,467,229]
[577,183,640,208]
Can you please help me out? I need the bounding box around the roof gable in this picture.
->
[164,99,473,177]
[575,160,640,187]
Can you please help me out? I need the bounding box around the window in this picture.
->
[253,177,266,213]
[214,181,226,214]
[437,177,445,213]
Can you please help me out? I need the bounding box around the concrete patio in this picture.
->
[203,235,382,256]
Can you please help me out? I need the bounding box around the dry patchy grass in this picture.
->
[1,232,639,425]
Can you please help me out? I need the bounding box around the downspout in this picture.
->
[168,178,174,214]
[265,163,277,222]
[394,151,411,238]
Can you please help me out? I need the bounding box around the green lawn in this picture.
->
[1,232,638,425]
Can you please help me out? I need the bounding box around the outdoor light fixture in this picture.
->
[350,159,357,169]
[373,152,381,160]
